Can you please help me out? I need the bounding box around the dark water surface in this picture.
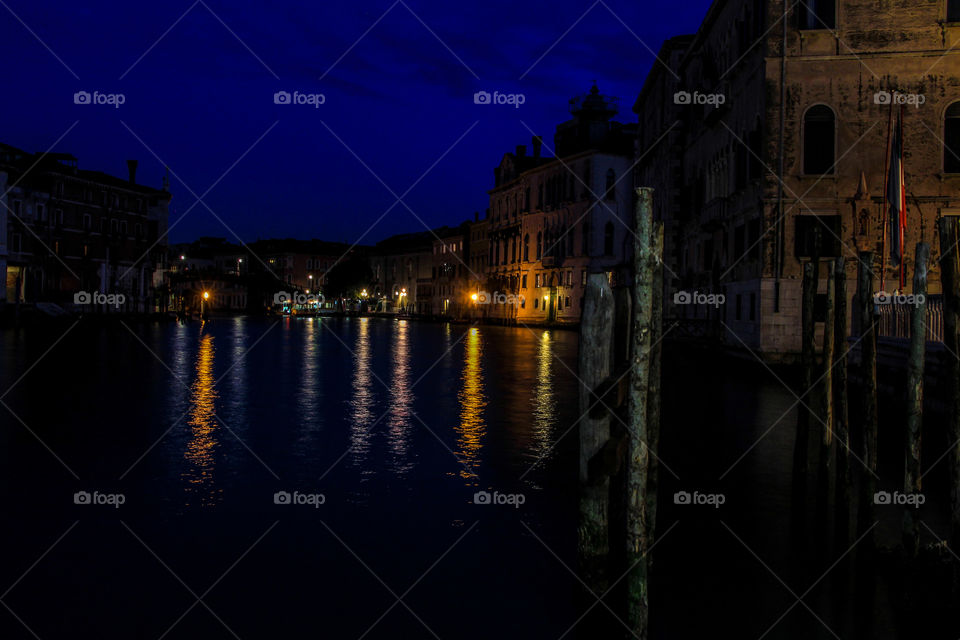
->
[0,317,956,638]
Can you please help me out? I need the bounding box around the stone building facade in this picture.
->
[486,85,636,325]
[0,143,171,312]
[634,0,960,358]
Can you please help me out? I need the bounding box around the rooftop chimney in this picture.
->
[516,145,526,158]
[532,136,543,158]
[126,159,138,185]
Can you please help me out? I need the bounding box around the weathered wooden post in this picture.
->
[794,260,817,490]
[903,242,928,558]
[834,256,852,544]
[646,223,664,547]
[856,251,878,547]
[625,187,656,637]
[938,218,960,570]
[818,260,836,521]
[579,272,615,592]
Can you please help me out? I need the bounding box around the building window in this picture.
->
[37,204,46,221]
[83,214,91,230]
[523,234,530,261]
[736,294,743,320]
[522,274,528,288]
[535,274,541,288]
[536,231,543,260]
[581,270,587,286]
[605,169,615,199]
[795,215,841,257]
[604,222,615,255]
[566,271,572,286]
[950,0,960,22]
[511,237,517,263]
[565,296,571,308]
[803,105,835,175]
[945,102,960,173]
[534,298,539,309]
[798,0,835,29]
[12,200,21,216]
[750,293,757,321]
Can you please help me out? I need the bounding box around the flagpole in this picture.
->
[880,100,893,293]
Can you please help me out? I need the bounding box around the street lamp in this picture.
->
[201,290,210,317]
[237,257,243,276]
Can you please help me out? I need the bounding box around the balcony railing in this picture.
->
[876,295,944,342]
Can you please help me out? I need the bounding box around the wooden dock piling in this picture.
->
[578,272,615,591]
[903,242,928,558]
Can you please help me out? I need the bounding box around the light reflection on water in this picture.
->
[349,318,377,475]
[298,319,321,431]
[455,327,486,482]
[183,328,222,506]
[386,320,413,474]
[531,330,557,460]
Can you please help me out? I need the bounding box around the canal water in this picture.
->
[0,317,955,638]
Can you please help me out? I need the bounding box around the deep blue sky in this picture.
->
[1,0,713,245]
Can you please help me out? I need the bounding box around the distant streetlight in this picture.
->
[201,290,209,316]
[471,293,478,302]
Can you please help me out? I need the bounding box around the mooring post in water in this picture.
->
[938,217,960,566]
[856,251,878,548]
[578,272,615,592]
[794,260,817,491]
[903,242,928,558]
[646,223,664,548]
[818,260,836,522]
[626,187,656,638]
[834,256,852,544]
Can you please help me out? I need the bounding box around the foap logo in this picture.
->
[74,291,126,308]
[73,90,126,108]
[474,490,526,508]
[274,291,324,305]
[874,490,925,508]
[874,90,925,108]
[473,90,526,109]
[74,490,126,508]
[673,490,726,508]
[273,90,326,108]
[673,290,725,308]
[674,90,726,106]
[474,290,524,305]
[273,490,325,508]
[873,291,926,306]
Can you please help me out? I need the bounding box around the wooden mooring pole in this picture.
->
[855,251,878,548]
[794,259,817,494]
[903,242,928,558]
[625,186,658,638]
[834,256,852,544]
[817,260,836,523]
[937,217,960,567]
[578,272,615,591]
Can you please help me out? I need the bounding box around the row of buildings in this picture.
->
[5,0,960,357]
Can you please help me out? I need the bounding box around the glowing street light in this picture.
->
[471,293,478,302]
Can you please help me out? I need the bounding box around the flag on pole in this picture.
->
[887,107,907,286]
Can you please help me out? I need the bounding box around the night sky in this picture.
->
[1,0,713,244]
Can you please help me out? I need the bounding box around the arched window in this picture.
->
[945,102,960,173]
[605,169,616,198]
[511,237,517,263]
[536,231,543,260]
[523,233,530,261]
[604,222,615,256]
[803,105,835,175]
